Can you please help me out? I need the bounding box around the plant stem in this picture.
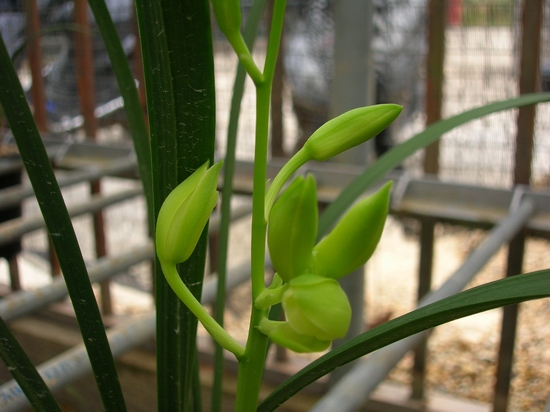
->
[227,31,264,85]
[161,262,246,358]
[211,2,269,410]
[234,1,287,409]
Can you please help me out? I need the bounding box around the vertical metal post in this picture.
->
[24,0,48,131]
[73,0,98,138]
[412,0,447,401]
[411,217,435,400]
[73,0,112,315]
[328,0,374,384]
[493,1,542,411]
[423,0,447,175]
[6,0,50,290]
[329,0,374,163]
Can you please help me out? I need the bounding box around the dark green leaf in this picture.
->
[0,27,126,412]
[87,0,153,227]
[0,317,61,412]
[135,0,216,410]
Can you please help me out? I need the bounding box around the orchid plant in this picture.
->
[0,1,549,412]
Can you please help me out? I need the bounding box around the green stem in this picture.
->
[160,262,245,359]
[227,31,264,85]
[234,1,287,410]
[264,147,309,219]
[212,2,269,411]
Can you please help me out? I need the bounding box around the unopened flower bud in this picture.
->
[268,175,318,282]
[265,104,401,218]
[303,104,402,161]
[282,274,351,341]
[313,181,392,279]
[156,160,222,265]
[211,0,242,39]
[257,319,331,353]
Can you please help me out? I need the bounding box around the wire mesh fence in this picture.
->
[2,0,548,189]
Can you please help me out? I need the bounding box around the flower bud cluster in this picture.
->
[257,175,392,352]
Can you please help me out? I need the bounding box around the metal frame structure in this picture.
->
[1,140,550,410]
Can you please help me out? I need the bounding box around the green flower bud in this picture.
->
[268,175,318,282]
[211,0,242,39]
[282,274,351,341]
[264,104,401,218]
[156,160,222,265]
[257,319,331,353]
[303,104,402,161]
[313,181,392,279]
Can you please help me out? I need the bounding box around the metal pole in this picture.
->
[0,243,153,322]
[493,1,543,410]
[72,0,112,313]
[327,0,374,383]
[411,217,435,401]
[0,261,254,412]
[0,157,138,211]
[0,187,143,248]
[310,200,536,412]
[414,0,448,395]
[0,205,252,322]
[24,0,48,132]
[423,0,447,176]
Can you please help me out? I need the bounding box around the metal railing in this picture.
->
[2,140,550,410]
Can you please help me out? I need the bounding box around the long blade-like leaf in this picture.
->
[258,270,550,411]
[133,2,180,408]
[318,93,550,237]
[163,0,216,408]
[135,0,216,410]
[0,317,61,412]
[0,28,126,412]
[87,0,153,225]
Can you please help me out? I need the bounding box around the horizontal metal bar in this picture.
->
[0,157,138,211]
[0,243,154,322]
[310,200,536,412]
[232,160,550,235]
[0,203,252,322]
[0,187,143,247]
[0,261,253,412]
[4,139,550,235]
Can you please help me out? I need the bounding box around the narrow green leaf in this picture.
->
[0,29,126,412]
[164,1,216,409]
[135,0,216,410]
[258,270,550,411]
[0,317,61,412]
[86,0,153,227]
[318,93,550,238]
[133,1,181,409]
